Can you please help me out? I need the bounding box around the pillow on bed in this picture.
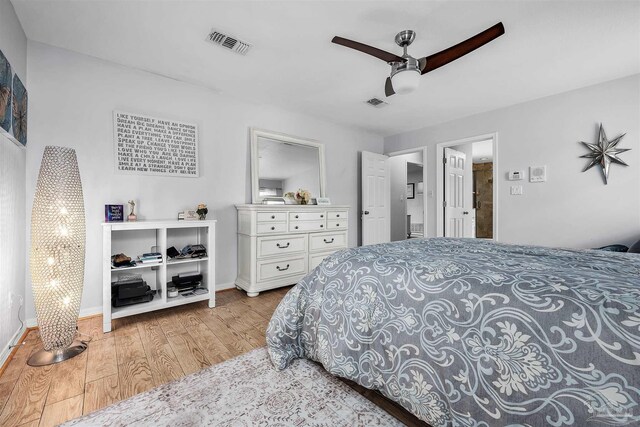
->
[596,244,629,252]
[629,239,640,253]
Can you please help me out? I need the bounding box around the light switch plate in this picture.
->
[529,166,547,182]
[510,185,523,195]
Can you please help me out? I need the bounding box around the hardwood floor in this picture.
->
[0,287,288,427]
[0,286,427,427]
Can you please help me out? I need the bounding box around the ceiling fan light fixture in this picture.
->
[391,68,421,94]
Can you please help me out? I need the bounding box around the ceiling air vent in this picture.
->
[206,29,251,55]
[365,97,387,108]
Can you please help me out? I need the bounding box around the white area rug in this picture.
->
[63,347,403,426]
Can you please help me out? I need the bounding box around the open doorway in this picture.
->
[388,150,427,242]
[436,134,498,239]
[471,140,494,238]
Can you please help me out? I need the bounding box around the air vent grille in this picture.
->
[365,98,387,108]
[206,29,251,55]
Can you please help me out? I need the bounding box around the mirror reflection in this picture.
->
[256,136,321,199]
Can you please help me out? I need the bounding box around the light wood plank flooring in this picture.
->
[0,287,427,427]
[0,287,289,427]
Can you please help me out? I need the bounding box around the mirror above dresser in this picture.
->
[250,128,326,204]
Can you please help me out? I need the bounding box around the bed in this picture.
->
[266,238,640,426]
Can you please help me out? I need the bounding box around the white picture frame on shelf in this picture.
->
[316,197,331,206]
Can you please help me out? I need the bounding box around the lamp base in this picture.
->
[27,340,88,366]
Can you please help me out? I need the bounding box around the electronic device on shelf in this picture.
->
[111,277,155,307]
[166,246,180,259]
[171,272,203,289]
[181,244,207,258]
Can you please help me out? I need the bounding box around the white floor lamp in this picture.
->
[28,146,87,366]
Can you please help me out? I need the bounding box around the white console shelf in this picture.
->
[102,219,216,333]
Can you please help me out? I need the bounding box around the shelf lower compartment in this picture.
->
[111,292,210,319]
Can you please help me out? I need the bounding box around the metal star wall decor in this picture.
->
[580,123,630,185]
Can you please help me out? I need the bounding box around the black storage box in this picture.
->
[112,279,149,299]
[112,288,155,307]
[171,273,203,287]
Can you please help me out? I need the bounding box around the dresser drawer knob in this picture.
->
[295,215,299,219]
[276,242,290,249]
[320,214,324,218]
[271,215,275,219]
[336,214,340,218]
[320,224,323,228]
[276,264,290,271]
[324,238,334,244]
[294,226,299,230]
[336,224,340,227]
[270,226,275,231]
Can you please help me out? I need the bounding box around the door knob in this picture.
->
[463,211,469,215]
[362,211,370,215]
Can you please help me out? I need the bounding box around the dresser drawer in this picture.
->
[257,212,287,222]
[309,232,347,252]
[257,255,306,282]
[327,219,347,230]
[289,211,326,221]
[289,220,326,232]
[327,211,348,220]
[257,222,287,234]
[257,235,307,258]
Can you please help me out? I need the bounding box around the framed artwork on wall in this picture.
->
[0,49,11,135]
[0,48,27,147]
[407,183,415,199]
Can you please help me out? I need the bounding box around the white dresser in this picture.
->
[235,204,349,296]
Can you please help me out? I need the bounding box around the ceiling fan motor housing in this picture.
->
[391,56,421,76]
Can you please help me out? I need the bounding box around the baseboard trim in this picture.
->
[0,326,28,377]
[216,281,236,291]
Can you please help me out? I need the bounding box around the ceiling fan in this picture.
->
[331,22,505,96]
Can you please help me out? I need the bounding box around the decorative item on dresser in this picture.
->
[102,219,216,332]
[235,204,349,297]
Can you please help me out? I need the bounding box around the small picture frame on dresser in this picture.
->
[316,197,331,206]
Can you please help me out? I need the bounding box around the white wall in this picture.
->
[0,0,27,363]
[25,41,384,320]
[385,74,640,248]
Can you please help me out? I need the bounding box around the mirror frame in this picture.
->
[250,128,326,204]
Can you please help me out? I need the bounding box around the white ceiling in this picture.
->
[11,0,640,136]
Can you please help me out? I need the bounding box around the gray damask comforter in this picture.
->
[266,238,640,426]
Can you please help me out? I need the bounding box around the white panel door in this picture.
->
[361,151,390,246]
[444,148,472,237]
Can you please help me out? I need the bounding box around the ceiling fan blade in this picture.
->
[332,36,406,64]
[420,22,505,74]
[385,77,395,97]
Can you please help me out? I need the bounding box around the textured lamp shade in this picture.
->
[29,146,86,366]
[391,69,421,94]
